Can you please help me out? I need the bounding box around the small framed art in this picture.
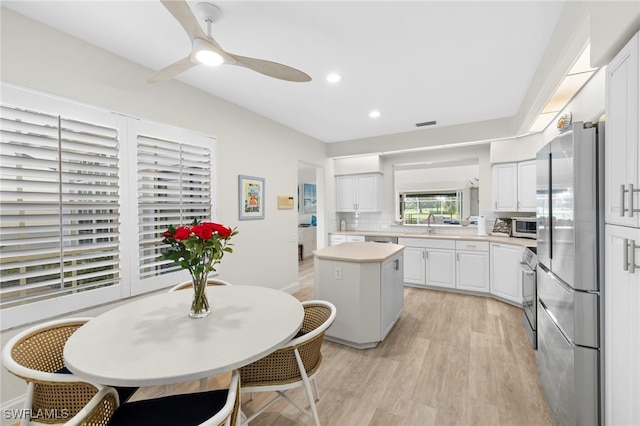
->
[238,175,265,220]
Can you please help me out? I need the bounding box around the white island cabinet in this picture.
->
[314,242,404,349]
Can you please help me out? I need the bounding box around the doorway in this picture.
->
[297,161,324,262]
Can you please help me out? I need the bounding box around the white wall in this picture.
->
[380,144,492,212]
[0,7,328,291]
[490,133,545,164]
[0,8,329,414]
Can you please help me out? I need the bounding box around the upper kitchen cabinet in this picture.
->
[491,160,536,212]
[336,173,382,212]
[605,32,640,227]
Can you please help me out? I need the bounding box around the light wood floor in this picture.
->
[134,258,553,425]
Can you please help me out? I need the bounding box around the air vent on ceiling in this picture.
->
[416,120,437,127]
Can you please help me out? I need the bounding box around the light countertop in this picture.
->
[314,242,404,263]
[329,231,536,248]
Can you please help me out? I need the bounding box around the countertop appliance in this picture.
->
[535,122,603,425]
[511,216,537,239]
[520,246,537,349]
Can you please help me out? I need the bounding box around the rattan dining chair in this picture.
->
[167,277,232,392]
[239,300,336,426]
[1,317,135,426]
[98,370,241,426]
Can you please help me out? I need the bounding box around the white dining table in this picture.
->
[63,285,304,387]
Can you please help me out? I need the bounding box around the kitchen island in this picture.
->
[314,242,404,349]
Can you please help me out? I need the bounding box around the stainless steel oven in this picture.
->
[520,246,537,348]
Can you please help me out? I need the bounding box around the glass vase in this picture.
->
[189,273,211,319]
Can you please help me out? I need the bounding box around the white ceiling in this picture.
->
[2,1,565,143]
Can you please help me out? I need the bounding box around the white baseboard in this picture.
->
[1,395,25,426]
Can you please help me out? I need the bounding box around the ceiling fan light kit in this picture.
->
[193,39,223,66]
[148,0,311,83]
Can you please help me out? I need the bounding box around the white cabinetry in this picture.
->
[517,160,537,211]
[491,160,536,212]
[490,243,523,304]
[605,32,640,227]
[314,247,404,349]
[398,238,455,289]
[402,246,426,284]
[492,163,518,211]
[455,241,490,292]
[336,173,382,212]
[604,224,640,426]
[329,234,364,246]
[381,255,404,339]
[604,30,640,426]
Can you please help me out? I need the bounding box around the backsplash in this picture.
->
[331,210,535,236]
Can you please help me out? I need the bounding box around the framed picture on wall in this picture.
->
[238,175,265,220]
[303,183,317,214]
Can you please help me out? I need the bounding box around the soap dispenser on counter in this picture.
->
[340,219,346,231]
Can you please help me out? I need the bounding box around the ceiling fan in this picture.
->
[147,1,311,83]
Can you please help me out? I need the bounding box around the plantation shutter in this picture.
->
[137,134,212,280]
[0,104,120,309]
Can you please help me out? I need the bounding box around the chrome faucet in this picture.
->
[427,213,435,234]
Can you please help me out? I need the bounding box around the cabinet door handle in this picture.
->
[495,201,497,209]
[394,259,399,271]
[630,184,640,218]
[623,239,629,271]
[621,184,628,217]
[627,238,639,274]
[456,253,460,262]
[425,251,428,259]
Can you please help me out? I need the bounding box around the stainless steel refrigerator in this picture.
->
[535,121,603,425]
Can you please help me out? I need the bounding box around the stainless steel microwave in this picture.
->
[511,217,537,239]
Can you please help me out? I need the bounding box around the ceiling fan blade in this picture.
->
[230,54,311,82]
[147,56,196,83]
[160,0,206,42]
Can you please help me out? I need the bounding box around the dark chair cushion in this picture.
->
[55,367,138,403]
[107,389,229,426]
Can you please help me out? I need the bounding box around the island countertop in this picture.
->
[313,242,404,263]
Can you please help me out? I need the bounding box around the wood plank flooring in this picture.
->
[133,258,553,425]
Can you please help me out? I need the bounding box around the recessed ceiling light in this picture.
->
[369,110,381,118]
[326,73,342,83]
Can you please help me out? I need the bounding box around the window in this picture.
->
[0,104,121,310]
[137,133,212,279]
[0,85,215,329]
[399,191,462,224]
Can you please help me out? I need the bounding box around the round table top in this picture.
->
[63,285,304,387]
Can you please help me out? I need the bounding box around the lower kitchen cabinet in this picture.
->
[490,242,523,304]
[403,246,426,284]
[426,249,456,289]
[456,240,489,292]
[398,238,455,288]
[329,234,364,246]
[456,252,489,292]
[604,224,640,426]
